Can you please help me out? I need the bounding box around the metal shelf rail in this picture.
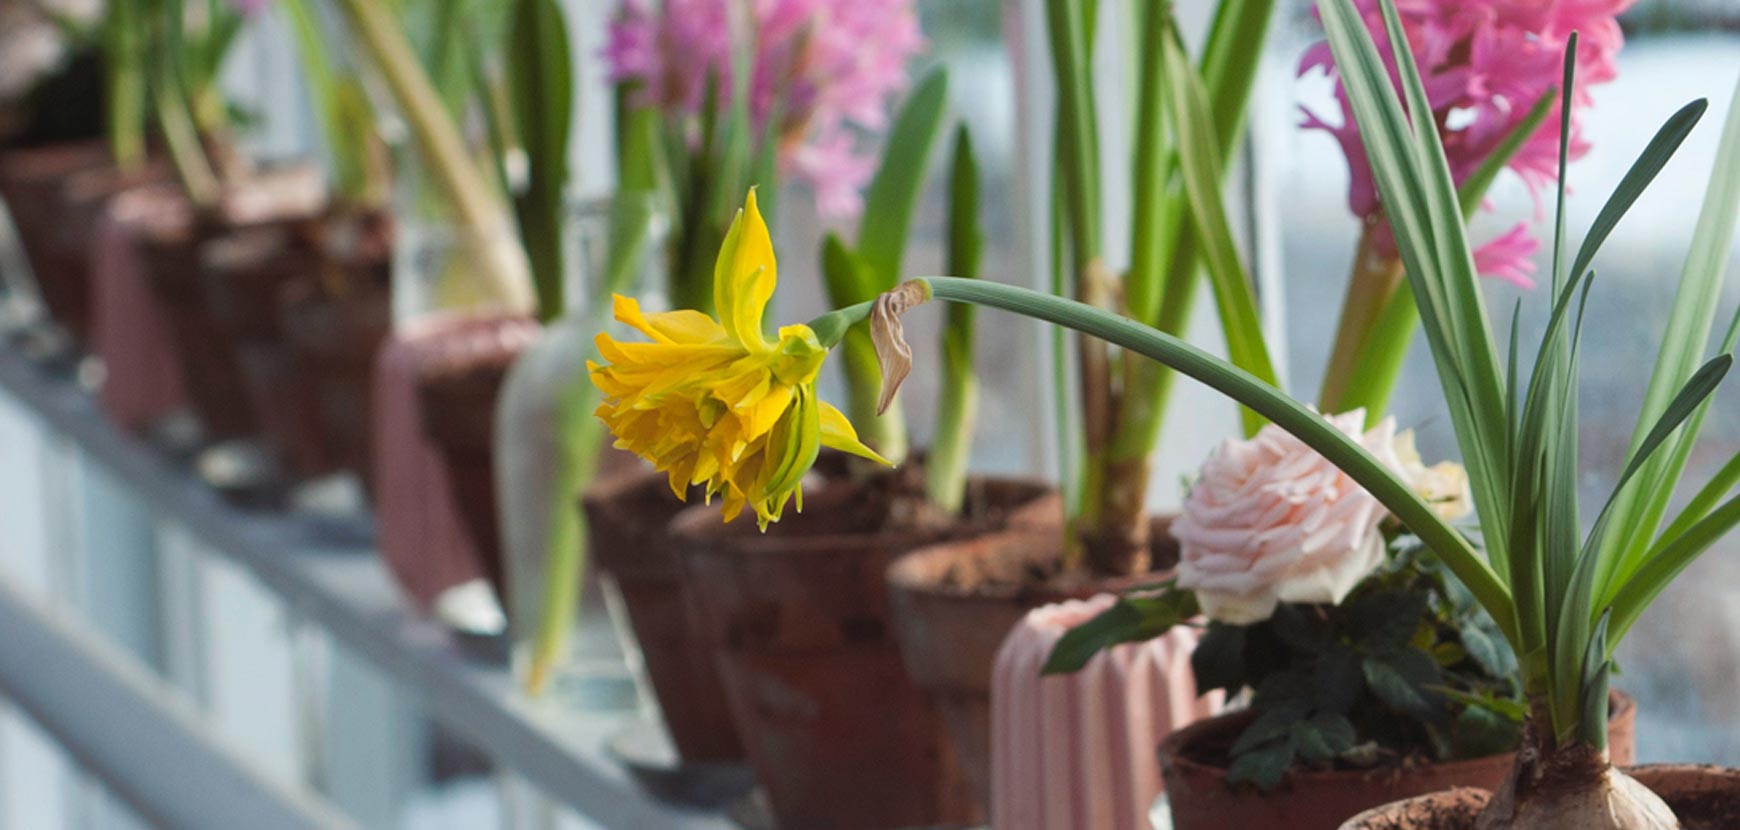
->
[0,344,730,829]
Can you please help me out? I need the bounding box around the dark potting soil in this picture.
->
[921,514,1179,597]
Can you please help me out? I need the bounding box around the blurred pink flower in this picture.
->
[1300,0,1634,281]
[604,0,923,218]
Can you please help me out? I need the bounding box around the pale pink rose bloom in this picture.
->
[1300,0,1635,283]
[1172,410,1411,624]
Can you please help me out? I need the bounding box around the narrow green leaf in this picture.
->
[507,0,573,320]
[1045,0,1102,269]
[922,276,1517,638]
[1568,101,1707,287]
[1572,610,1612,748]
[1124,0,1172,326]
[1609,491,1740,647]
[927,125,983,513]
[1652,452,1740,550]
[1160,25,1279,436]
[1321,0,1515,580]
[1601,78,1740,601]
[854,70,950,296]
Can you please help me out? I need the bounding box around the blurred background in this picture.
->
[0,0,1737,828]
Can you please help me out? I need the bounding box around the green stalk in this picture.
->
[506,0,573,321]
[1329,90,1559,419]
[925,126,983,513]
[526,199,659,691]
[829,276,1517,639]
[282,0,375,204]
[1103,0,1277,465]
[104,1,147,171]
[332,0,532,309]
[153,60,221,211]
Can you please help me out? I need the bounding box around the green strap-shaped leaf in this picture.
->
[919,276,1516,637]
[1600,78,1740,602]
[856,70,951,298]
[507,0,573,320]
[1159,23,1278,437]
[1320,0,1516,591]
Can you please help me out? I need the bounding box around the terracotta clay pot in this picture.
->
[1338,765,1740,830]
[200,224,337,478]
[1160,691,1637,830]
[884,508,1170,809]
[276,214,393,493]
[131,205,261,442]
[674,460,1050,829]
[0,140,166,340]
[582,470,745,763]
[414,322,534,604]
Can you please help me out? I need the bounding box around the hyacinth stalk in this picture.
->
[330,0,534,311]
[822,1,1740,824]
[102,0,148,171]
[282,0,389,209]
[819,70,952,467]
[924,125,982,514]
[1046,0,1282,576]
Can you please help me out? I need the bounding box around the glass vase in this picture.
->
[497,194,665,707]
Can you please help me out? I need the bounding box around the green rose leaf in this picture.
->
[1460,620,1515,679]
[1192,623,1248,695]
[1231,699,1312,756]
[1362,648,1445,720]
[1313,644,1365,715]
[1226,737,1297,791]
[1348,590,1430,650]
[1293,712,1358,763]
[1450,703,1523,759]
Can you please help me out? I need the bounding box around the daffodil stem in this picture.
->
[904,276,1517,637]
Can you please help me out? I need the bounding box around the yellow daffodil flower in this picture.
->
[589,190,889,528]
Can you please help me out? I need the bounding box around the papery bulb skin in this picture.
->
[1477,725,1679,830]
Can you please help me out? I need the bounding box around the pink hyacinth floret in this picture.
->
[604,0,924,219]
[1300,0,1635,287]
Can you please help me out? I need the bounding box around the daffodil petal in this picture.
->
[818,401,890,465]
[613,294,728,344]
[713,189,777,352]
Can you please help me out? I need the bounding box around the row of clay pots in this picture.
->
[583,455,1072,828]
[581,466,1679,830]
[0,140,394,493]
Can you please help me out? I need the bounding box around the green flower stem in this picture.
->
[910,277,1518,639]
[925,127,983,513]
[525,202,659,692]
[154,63,221,211]
[333,0,532,310]
[1103,0,1277,462]
[104,3,147,171]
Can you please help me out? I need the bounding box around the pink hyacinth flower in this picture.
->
[1300,0,1635,282]
[603,0,923,220]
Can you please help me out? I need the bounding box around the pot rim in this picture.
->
[1339,764,1740,830]
[670,473,1055,558]
[1160,690,1637,787]
[884,514,1178,601]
